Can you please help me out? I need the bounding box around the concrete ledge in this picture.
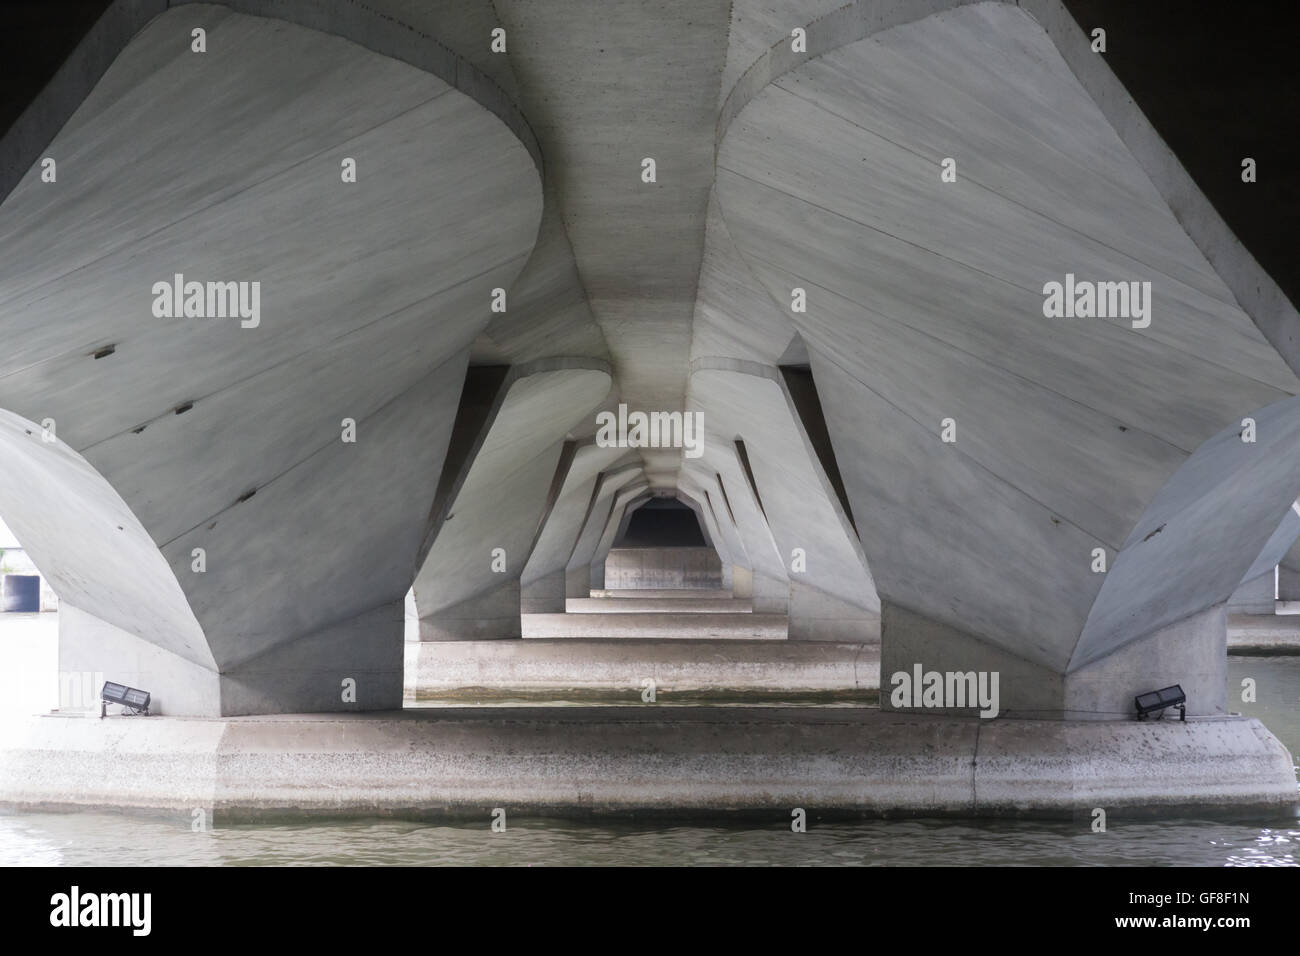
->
[974,717,1297,814]
[521,613,787,639]
[588,589,734,599]
[0,710,1292,820]
[566,597,753,613]
[1228,614,1300,655]
[404,638,879,701]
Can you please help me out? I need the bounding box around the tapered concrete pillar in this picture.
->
[413,361,612,640]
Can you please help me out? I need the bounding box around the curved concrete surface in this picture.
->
[714,2,1300,716]
[0,5,543,713]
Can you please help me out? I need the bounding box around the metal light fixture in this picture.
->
[1134,684,1185,721]
[100,681,151,718]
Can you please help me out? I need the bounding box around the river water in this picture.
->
[0,654,1296,866]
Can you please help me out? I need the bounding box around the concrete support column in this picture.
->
[880,602,1226,719]
[731,566,790,611]
[59,604,220,717]
[1227,571,1275,616]
[520,568,566,613]
[61,600,406,717]
[565,565,591,599]
[223,599,406,715]
[419,580,520,641]
[1065,605,1227,720]
[787,581,880,642]
[751,573,790,614]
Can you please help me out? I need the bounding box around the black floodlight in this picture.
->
[1134,684,1185,721]
[101,681,151,718]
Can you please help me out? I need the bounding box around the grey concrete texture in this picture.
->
[588,588,737,599]
[519,444,630,589]
[567,472,645,576]
[565,565,592,599]
[413,361,612,630]
[1228,614,1300,654]
[565,597,752,613]
[489,0,732,489]
[1278,527,1300,601]
[589,487,652,572]
[686,360,880,617]
[788,581,882,642]
[417,580,522,642]
[520,568,567,614]
[1227,572,1275,617]
[1239,501,1300,585]
[405,638,879,699]
[881,602,1228,720]
[521,612,788,641]
[1,0,1297,734]
[1,709,1292,818]
[603,547,723,590]
[714,3,1300,687]
[0,5,543,713]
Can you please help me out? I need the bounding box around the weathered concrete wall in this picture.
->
[521,612,787,640]
[2,710,1292,818]
[405,638,877,699]
[603,547,723,590]
[881,602,1227,720]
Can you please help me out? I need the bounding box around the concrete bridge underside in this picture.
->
[0,0,1296,814]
